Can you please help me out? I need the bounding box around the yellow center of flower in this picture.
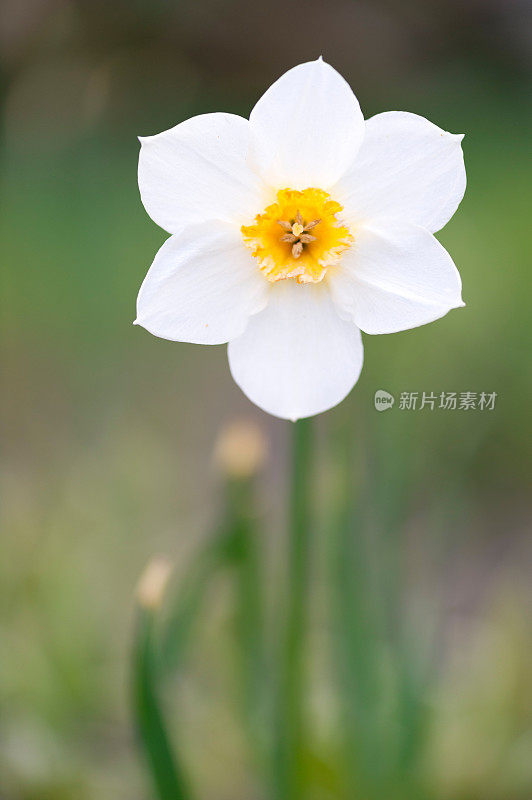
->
[241,188,353,283]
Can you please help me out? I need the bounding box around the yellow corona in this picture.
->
[241,188,353,284]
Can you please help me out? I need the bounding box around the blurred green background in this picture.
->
[1,0,531,798]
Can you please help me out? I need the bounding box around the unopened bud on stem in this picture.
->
[136,555,173,610]
[213,419,268,480]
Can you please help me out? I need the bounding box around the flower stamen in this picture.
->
[276,210,321,259]
[242,188,353,283]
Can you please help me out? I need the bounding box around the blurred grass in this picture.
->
[1,15,531,798]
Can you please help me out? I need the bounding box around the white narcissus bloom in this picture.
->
[136,58,466,421]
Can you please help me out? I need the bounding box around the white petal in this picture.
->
[138,113,263,233]
[328,220,464,335]
[335,111,466,233]
[248,58,364,191]
[228,281,364,420]
[135,222,268,345]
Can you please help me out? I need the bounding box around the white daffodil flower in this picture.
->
[135,58,466,421]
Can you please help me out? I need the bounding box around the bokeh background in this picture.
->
[1,0,531,798]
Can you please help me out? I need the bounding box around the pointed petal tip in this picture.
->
[316,55,332,68]
[443,131,464,143]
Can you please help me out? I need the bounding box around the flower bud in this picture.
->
[213,420,268,480]
[136,555,173,610]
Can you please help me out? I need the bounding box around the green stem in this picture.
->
[274,417,313,800]
[231,490,265,739]
[330,418,383,798]
[132,607,191,800]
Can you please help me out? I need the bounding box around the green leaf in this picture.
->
[132,607,192,800]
